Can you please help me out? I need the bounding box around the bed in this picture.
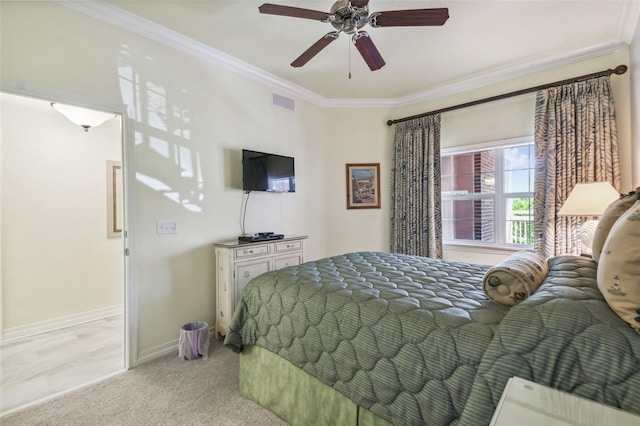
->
[223,251,640,425]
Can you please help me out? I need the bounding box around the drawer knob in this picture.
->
[220,311,223,317]
[244,271,250,278]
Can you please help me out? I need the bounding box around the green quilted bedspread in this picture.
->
[224,252,640,425]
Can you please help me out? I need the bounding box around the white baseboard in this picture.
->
[1,305,123,344]
[137,339,179,364]
[136,325,216,365]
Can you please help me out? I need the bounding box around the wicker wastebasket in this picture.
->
[178,321,209,360]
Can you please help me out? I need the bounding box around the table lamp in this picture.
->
[558,181,619,254]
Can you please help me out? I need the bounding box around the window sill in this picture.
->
[443,242,532,254]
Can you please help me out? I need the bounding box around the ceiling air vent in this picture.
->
[271,92,295,112]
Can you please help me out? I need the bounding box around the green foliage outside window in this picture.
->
[510,197,534,245]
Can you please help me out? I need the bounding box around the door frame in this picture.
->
[1,77,137,368]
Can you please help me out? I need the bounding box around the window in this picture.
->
[441,138,534,247]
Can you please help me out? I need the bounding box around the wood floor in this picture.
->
[0,315,124,415]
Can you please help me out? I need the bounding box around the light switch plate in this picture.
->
[157,221,177,235]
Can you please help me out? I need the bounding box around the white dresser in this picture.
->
[213,235,307,338]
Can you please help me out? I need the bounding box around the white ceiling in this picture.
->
[75,1,638,105]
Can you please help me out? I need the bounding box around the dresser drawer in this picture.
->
[274,255,302,270]
[275,240,302,253]
[235,244,270,259]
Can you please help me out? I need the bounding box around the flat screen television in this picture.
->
[242,149,295,192]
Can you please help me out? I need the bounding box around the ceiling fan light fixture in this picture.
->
[343,18,357,34]
[330,0,368,33]
[51,102,116,132]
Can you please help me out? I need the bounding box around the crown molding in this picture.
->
[51,0,328,104]
[618,0,640,43]
[53,0,633,110]
[395,40,628,108]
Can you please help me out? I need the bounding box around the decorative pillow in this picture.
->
[592,187,640,262]
[597,195,640,331]
[482,251,549,306]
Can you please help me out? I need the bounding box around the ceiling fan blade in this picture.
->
[370,8,449,27]
[258,3,331,21]
[353,32,385,71]
[291,32,340,68]
[350,0,370,7]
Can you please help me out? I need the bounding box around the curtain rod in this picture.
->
[386,64,628,126]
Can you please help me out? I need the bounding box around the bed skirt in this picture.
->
[239,345,391,426]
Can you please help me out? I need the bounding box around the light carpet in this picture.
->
[1,338,287,425]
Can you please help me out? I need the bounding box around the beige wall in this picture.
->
[1,2,636,358]
[1,2,328,358]
[630,16,640,186]
[1,93,123,330]
[323,108,394,256]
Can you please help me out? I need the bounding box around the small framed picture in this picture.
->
[346,163,381,209]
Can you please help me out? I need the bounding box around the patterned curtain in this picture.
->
[390,114,442,258]
[534,76,620,257]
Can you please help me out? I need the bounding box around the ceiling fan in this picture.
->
[258,0,449,71]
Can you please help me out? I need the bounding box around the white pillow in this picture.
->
[592,188,639,262]
[597,195,640,331]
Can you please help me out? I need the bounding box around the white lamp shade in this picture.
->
[51,102,115,131]
[558,182,619,216]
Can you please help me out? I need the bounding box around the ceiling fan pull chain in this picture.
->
[348,37,352,79]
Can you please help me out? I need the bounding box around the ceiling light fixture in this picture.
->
[50,102,116,132]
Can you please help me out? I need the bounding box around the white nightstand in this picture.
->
[490,377,640,426]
